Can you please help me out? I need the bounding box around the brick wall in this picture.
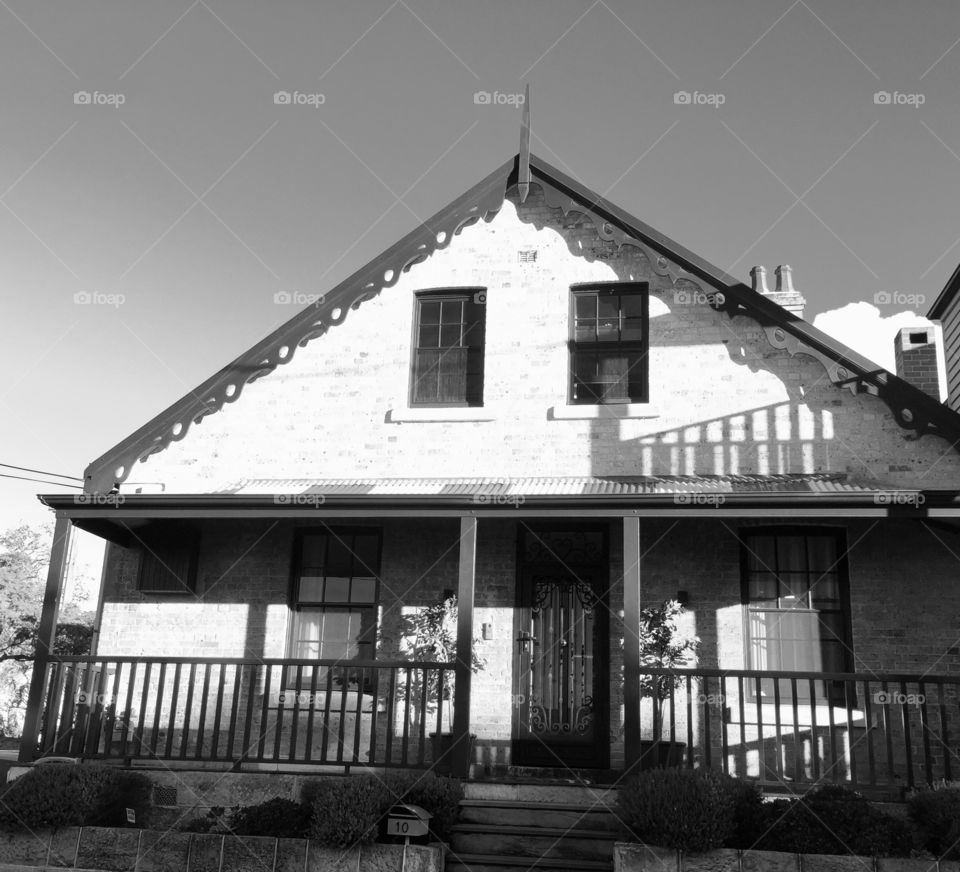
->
[125,189,960,492]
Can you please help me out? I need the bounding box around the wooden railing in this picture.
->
[31,657,456,769]
[636,667,960,793]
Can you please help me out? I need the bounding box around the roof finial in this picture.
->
[518,83,531,202]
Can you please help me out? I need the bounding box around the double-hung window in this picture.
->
[740,528,852,703]
[569,283,648,404]
[410,290,486,406]
[289,529,380,665]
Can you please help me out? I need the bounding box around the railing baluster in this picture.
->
[939,681,951,782]
[401,667,412,768]
[772,677,784,783]
[368,665,381,765]
[165,663,182,758]
[289,664,302,762]
[223,663,240,760]
[919,680,932,786]
[754,675,765,785]
[881,681,895,784]
[195,663,211,760]
[149,662,166,757]
[274,664,287,761]
[826,681,838,783]
[181,663,197,760]
[134,662,152,759]
[790,677,800,785]
[901,679,914,789]
[353,666,366,765]
[845,676,857,785]
[863,679,876,786]
[701,675,710,770]
[320,670,334,764]
[418,664,430,767]
[720,675,729,777]
[385,668,397,767]
[809,678,819,783]
[40,662,65,755]
[305,663,319,763]
[257,664,273,761]
[336,666,349,764]
[737,675,746,780]
[240,663,257,764]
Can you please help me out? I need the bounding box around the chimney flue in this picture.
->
[775,264,794,294]
[894,327,943,401]
[750,265,769,294]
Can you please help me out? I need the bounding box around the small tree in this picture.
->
[638,600,699,739]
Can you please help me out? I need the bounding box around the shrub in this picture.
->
[715,775,766,850]
[908,787,960,859]
[383,770,464,842]
[307,777,392,847]
[617,768,735,852]
[756,785,913,857]
[229,798,311,839]
[0,763,151,831]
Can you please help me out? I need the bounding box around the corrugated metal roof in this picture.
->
[216,473,882,497]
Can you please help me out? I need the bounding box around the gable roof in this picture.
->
[82,154,960,494]
[928,262,960,320]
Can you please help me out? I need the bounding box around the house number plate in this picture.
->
[386,818,429,837]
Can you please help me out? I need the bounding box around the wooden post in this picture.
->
[622,515,642,773]
[451,516,477,778]
[19,516,72,762]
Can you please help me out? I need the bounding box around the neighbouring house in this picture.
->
[23,132,960,799]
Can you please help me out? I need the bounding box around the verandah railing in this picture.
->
[638,667,960,793]
[31,657,455,769]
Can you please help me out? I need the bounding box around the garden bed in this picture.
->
[0,826,443,872]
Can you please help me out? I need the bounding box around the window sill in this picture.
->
[548,404,661,420]
[386,407,497,423]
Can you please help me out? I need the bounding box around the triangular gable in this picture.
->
[83,154,960,493]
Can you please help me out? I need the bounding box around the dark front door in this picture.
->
[513,525,609,769]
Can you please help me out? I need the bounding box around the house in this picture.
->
[23,121,960,799]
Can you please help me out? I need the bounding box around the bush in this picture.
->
[383,770,464,842]
[229,798,311,839]
[0,763,151,831]
[617,768,735,852]
[755,785,913,857]
[307,777,392,847]
[908,787,960,859]
[715,775,766,850]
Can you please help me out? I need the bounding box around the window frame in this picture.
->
[136,523,200,595]
[738,526,855,705]
[409,288,486,409]
[568,282,649,405]
[286,527,383,665]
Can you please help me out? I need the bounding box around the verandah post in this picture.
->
[19,516,73,762]
[622,515,642,772]
[451,515,477,778]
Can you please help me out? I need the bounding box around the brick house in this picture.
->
[24,143,960,796]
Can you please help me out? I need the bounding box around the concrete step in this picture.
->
[459,799,622,832]
[464,782,619,805]
[451,824,617,861]
[446,853,612,872]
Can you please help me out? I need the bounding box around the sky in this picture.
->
[3,0,960,533]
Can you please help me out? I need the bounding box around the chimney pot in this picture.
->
[750,265,769,294]
[775,264,794,294]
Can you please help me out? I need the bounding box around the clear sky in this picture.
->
[3,0,960,529]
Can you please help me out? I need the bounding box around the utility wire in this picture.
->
[0,472,83,489]
[0,462,83,482]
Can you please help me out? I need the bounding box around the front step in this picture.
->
[448,784,620,872]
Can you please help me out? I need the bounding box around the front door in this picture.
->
[513,525,609,769]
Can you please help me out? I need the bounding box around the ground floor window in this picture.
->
[289,528,380,666]
[740,527,852,703]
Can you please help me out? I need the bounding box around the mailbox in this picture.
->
[384,803,431,843]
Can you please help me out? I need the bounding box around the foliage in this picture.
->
[637,600,699,733]
[0,762,152,830]
[305,772,463,846]
[715,775,766,850]
[179,806,229,833]
[382,770,464,842]
[0,524,94,737]
[907,786,960,858]
[403,595,486,730]
[228,797,311,838]
[617,768,734,852]
[753,785,914,857]
[307,776,391,847]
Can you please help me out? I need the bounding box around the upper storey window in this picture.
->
[410,290,486,407]
[569,283,648,404]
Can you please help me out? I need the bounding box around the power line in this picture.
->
[0,463,82,482]
[0,472,83,489]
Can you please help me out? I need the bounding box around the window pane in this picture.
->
[746,536,777,572]
[419,301,441,325]
[351,577,377,603]
[620,293,644,317]
[597,295,619,319]
[575,294,596,317]
[462,313,484,347]
[295,610,322,643]
[622,317,645,341]
[749,573,778,604]
[324,577,350,602]
[418,325,440,348]
[811,574,839,604]
[575,320,596,342]
[298,576,324,602]
[351,535,379,575]
[777,536,807,572]
[778,573,810,608]
[596,319,619,342]
[301,535,326,567]
[806,536,838,572]
[440,300,463,325]
[439,324,462,347]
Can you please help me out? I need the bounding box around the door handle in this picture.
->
[517,632,537,652]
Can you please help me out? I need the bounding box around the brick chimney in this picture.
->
[751,264,805,317]
[894,327,942,400]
